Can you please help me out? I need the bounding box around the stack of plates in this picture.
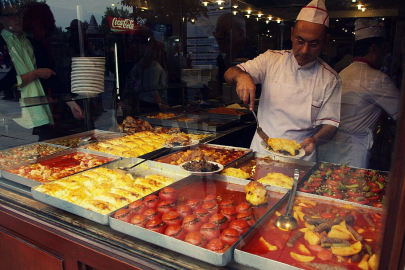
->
[71,57,105,94]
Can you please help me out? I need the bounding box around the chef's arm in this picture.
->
[19,68,56,88]
[224,66,256,110]
[301,125,337,156]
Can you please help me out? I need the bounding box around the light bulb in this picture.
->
[247,9,251,14]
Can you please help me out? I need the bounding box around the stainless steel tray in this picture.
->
[138,112,184,126]
[234,191,382,270]
[44,129,123,148]
[31,159,190,225]
[1,148,121,188]
[205,108,254,122]
[109,175,287,266]
[217,151,315,181]
[154,143,252,168]
[161,114,208,129]
[0,142,68,177]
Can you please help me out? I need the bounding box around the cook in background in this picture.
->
[124,37,170,114]
[224,0,341,161]
[0,2,83,141]
[318,18,399,169]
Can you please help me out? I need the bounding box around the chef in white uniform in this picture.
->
[224,0,341,161]
[319,19,399,168]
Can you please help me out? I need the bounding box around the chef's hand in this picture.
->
[235,75,256,111]
[66,101,84,119]
[224,67,256,110]
[300,137,317,156]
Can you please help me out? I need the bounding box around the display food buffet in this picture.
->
[0,112,392,270]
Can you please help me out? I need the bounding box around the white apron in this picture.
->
[251,55,317,161]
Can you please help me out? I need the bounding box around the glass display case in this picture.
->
[0,0,404,269]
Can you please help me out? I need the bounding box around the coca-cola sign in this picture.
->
[107,16,137,33]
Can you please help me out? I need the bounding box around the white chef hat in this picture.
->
[296,0,329,27]
[354,18,386,41]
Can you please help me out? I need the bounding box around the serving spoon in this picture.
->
[275,169,300,231]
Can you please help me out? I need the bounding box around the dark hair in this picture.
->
[353,37,385,57]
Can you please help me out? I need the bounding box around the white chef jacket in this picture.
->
[318,59,399,168]
[237,50,341,161]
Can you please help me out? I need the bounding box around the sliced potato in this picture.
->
[300,199,316,206]
[304,222,315,230]
[297,211,306,222]
[259,237,277,251]
[331,241,362,256]
[275,211,281,217]
[358,254,370,270]
[290,252,315,262]
[298,244,311,255]
[304,230,321,245]
[328,229,351,240]
[368,254,379,270]
[300,228,310,233]
[298,202,308,207]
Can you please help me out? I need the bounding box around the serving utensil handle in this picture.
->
[284,169,299,216]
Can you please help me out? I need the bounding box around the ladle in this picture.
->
[275,169,300,231]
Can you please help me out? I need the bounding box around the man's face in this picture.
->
[0,5,24,36]
[291,20,329,66]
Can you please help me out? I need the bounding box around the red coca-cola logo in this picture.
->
[106,16,137,33]
[112,17,135,30]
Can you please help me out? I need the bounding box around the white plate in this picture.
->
[71,89,103,94]
[72,59,105,63]
[71,79,104,84]
[71,69,105,73]
[71,73,104,81]
[260,141,305,158]
[163,139,199,150]
[72,65,105,69]
[71,85,104,90]
[178,161,224,176]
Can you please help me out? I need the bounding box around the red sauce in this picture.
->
[7,152,115,183]
[241,196,382,269]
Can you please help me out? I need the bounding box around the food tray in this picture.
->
[161,114,208,129]
[109,175,288,266]
[154,143,252,167]
[31,159,190,225]
[297,161,388,208]
[0,142,68,178]
[192,117,238,132]
[1,149,120,188]
[138,112,184,126]
[234,191,382,270]
[204,108,254,122]
[44,129,122,148]
[217,151,315,182]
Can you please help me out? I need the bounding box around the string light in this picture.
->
[357,4,362,9]
[233,10,237,15]
[202,1,208,6]
[277,19,281,23]
[219,6,223,9]
[361,7,366,11]
[268,16,272,21]
[247,9,251,14]
[266,20,269,24]
[257,13,263,18]
[232,4,238,8]
[217,0,223,5]
[246,14,250,18]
